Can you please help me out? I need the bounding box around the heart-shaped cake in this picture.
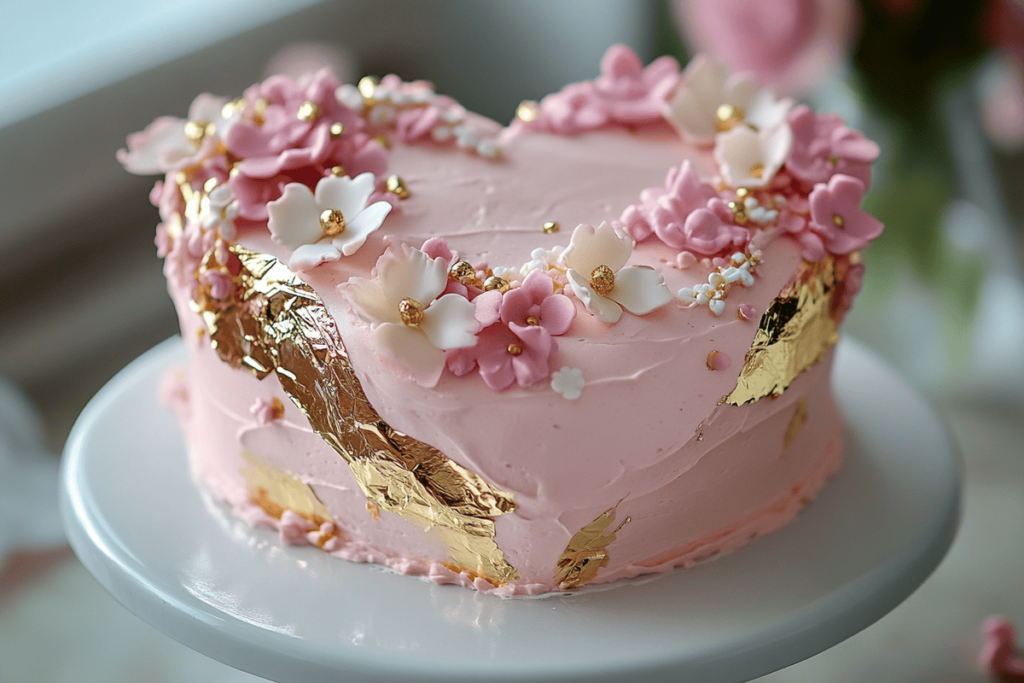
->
[121,45,881,595]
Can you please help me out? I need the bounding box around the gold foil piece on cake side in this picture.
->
[554,505,630,590]
[783,396,809,449]
[240,451,332,525]
[195,245,520,586]
[725,256,840,405]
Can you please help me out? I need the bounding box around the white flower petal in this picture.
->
[336,84,364,110]
[563,222,632,276]
[287,242,341,271]
[610,266,674,315]
[341,277,397,325]
[315,173,375,222]
[268,183,324,250]
[117,117,189,174]
[723,72,761,112]
[746,91,793,132]
[420,294,479,350]
[709,299,725,316]
[375,323,446,387]
[567,269,622,324]
[378,245,448,307]
[333,201,391,256]
[188,93,229,125]
[714,123,792,188]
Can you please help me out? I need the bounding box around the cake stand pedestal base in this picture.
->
[60,338,960,683]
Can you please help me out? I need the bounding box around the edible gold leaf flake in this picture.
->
[554,505,629,590]
[195,245,519,585]
[241,451,332,525]
[725,256,840,405]
[783,396,809,449]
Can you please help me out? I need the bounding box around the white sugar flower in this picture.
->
[663,55,792,145]
[714,124,793,188]
[201,184,239,240]
[563,222,673,324]
[551,366,585,400]
[267,173,391,271]
[118,94,241,174]
[678,280,726,316]
[744,196,778,225]
[341,244,479,387]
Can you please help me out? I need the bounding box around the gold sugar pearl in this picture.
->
[735,187,749,199]
[832,214,845,228]
[483,276,511,293]
[373,134,391,149]
[385,175,410,199]
[221,98,245,118]
[715,103,745,132]
[358,75,378,100]
[297,101,321,121]
[827,155,839,166]
[507,344,523,356]
[330,165,347,177]
[525,316,540,326]
[728,200,749,225]
[184,119,214,148]
[449,261,481,287]
[749,163,765,179]
[542,221,560,234]
[319,208,346,236]
[398,297,425,327]
[590,265,615,296]
[516,100,541,122]
[329,122,345,139]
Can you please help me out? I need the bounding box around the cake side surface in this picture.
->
[125,45,880,595]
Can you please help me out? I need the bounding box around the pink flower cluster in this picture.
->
[621,161,750,257]
[780,173,883,261]
[519,45,680,135]
[225,69,387,223]
[420,240,577,391]
[785,105,879,191]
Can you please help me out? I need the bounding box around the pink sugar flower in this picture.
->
[621,162,750,256]
[498,271,576,336]
[779,209,827,261]
[522,45,679,134]
[981,617,1024,681]
[786,105,879,190]
[446,322,555,391]
[808,174,883,255]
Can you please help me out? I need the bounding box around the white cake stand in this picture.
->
[59,338,960,683]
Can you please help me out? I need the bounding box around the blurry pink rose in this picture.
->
[674,0,858,95]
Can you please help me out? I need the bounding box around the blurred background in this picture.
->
[1,1,1022,681]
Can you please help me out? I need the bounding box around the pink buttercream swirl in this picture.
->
[225,69,388,222]
[981,617,1024,682]
[519,45,679,135]
[785,105,879,191]
[446,271,576,391]
[621,161,750,257]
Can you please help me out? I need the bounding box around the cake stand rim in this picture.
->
[59,336,961,683]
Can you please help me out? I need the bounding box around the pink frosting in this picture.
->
[621,161,750,256]
[808,174,883,255]
[981,616,1024,681]
[786,105,879,190]
[519,45,679,134]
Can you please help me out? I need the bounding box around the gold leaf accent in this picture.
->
[783,396,809,449]
[725,256,840,405]
[241,451,332,525]
[554,504,629,590]
[194,245,520,585]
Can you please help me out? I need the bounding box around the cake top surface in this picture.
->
[120,45,882,404]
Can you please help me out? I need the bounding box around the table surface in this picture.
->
[56,338,959,683]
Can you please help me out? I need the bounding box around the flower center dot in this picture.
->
[329,122,345,138]
[526,316,540,325]
[590,265,615,296]
[832,213,845,228]
[297,101,321,121]
[507,344,523,356]
[398,298,425,327]
[320,209,345,236]
[749,163,765,179]
[715,104,745,132]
